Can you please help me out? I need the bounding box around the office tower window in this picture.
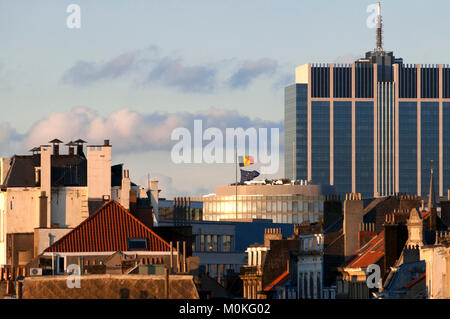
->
[355,102,374,197]
[311,101,330,185]
[333,66,352,98]
[421,67,439,99]
[311,65,330,98]
[399,65,417,99]
[334,102,352,194]
[355,63,374,98]
[399,102,417,193]
[421,102,439,194]
[285,84,308,180]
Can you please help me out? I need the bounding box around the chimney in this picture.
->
[150,180,159,225]
[120,169,131,210]
[384,220,408,275]
[104,139,110,146]
[343,193,364,258]
[40,145,51,228]
[66,141,76,155]
[87,142,112,201]
[74,139,87,157]
[49,139,63,156]
[39,191,48,228]
[264,228,282,247]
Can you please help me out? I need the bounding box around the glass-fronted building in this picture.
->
[202,180,338,224]
[285,52,450,198]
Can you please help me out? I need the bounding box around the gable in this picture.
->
[44,201,170,253]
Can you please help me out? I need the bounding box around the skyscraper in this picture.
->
[285,2,449,198]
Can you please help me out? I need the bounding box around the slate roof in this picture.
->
[44,200,171,253]
[3,155,134,188]
[404,272,426,289]
[3,154,88,187]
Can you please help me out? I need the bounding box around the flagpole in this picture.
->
[235,147,238,220]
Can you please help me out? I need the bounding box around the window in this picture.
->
[192,236,197,252]
[213,235,218,251]
[57,256,65,274]
[200,235,205,252]
[206,235,212,251]
[222,235,232,252]
[127,238,148,250]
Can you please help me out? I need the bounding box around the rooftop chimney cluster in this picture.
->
[384,209,411,225]
[30,139,88,156]
[346,193,362,201]
[435,231,450,245]
[359,222,375,232]
[265,228,282,234]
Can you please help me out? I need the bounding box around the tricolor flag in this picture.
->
[238,155,254,167]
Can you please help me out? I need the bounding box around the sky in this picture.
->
[1,0,450,198]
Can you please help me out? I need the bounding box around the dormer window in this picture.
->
[127,238,148,250]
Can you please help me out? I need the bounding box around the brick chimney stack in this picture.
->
[343,193,364,258]
[264,228,282,247]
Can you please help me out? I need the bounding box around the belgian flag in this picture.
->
[238,155,254,167]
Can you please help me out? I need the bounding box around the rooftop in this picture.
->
[44,200,171,253]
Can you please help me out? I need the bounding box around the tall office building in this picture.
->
[285,2,450,198]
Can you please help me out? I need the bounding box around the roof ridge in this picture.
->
[263,269,290,291]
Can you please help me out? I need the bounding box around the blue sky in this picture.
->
[1,0,450,197]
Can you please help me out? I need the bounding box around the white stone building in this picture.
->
[0,139,144,267]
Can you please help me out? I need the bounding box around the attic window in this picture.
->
[127,238,148,250]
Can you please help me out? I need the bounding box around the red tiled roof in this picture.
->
[344,231,385,269]
[45,200,171,253]
[403,273,426,289]
[263,270,290,291]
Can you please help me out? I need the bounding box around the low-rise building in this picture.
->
[202,179,338,224]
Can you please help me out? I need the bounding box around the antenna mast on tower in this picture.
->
[375,1,384,52]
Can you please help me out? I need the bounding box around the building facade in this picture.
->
[158,219,294,284]
[0,140,148,267]
[285,4,450,198]
[202,180,338,224]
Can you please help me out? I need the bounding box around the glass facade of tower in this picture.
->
[398,102,417,194]
[444,102,450,192]
[285,84,307,181]
[421,102,439,194]
[355,101,374,197]
[285,59,450,198]
[334,102,352,194]
[311,101,330,185]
